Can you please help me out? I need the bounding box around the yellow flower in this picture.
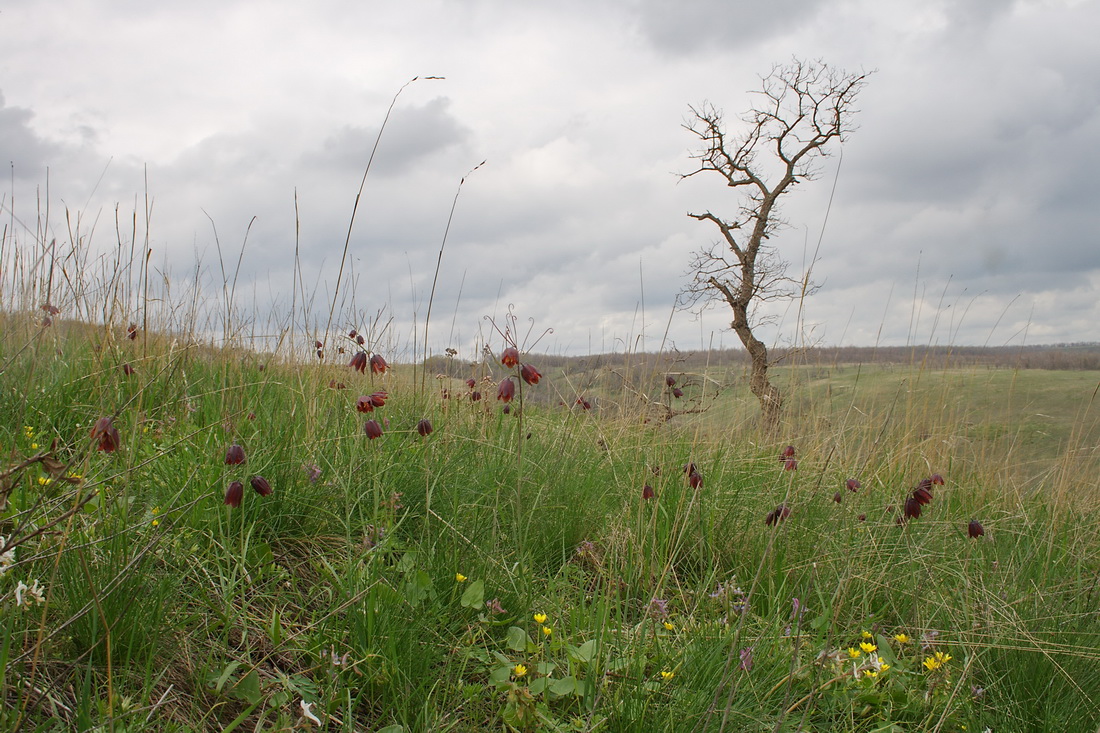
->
[893,633,910,644]
[660,670,674,681]
[455,573,467,583]
[880,662,890,672]
[542,626,553,637]
[533,613,548,624]
[663,621,675,631]
[922,651,952,672]
[847,647,861,659]
[860,642,877,654]
[864,670,879,679]
[31,443,38,450]
[513,664,528,678]
[151,519,160,527]
[861,630,873,639]
[37,476,52,486]
[152,506,160,515]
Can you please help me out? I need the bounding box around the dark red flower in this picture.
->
[416,418,434,437]
[356,395,375,413]
[364,419,383,439]
[440,388,450,399]
[666,375,676,387]
[642,484,655,500]
[497,378,515,403]
[833,492,842,503]
[688,470,703,490]
[858,513,867,522]
[672,387,684,399]
[784,458,798,471]
[520,363,541,385]
[356,334,365,346]
[765,504,791,526]
[224,480,244,508]
[91,417,121,453]
[780,445,796,460]
[466,378,477,389]
[500,347,519,368]
[912,484,933,506]
[471,390,482,402]
[683,462,697,475]
[846,478,861,492]
[315,340,324,350]
[247,412,256,421]
[502,404,511,414]
[121,363,135,376]
[127,323,138,340]
[931,473,945,486]
[576,397,592,410]
[225,443,246,465]
[968,519,985,538]
[350,351,368,373]
[41,303,61,315]
[370,354,388,374]
[903,496,922,520]
[367,391,387,408]
[250,475,273,496]
[348,329,357,338]
[316,348,324,360]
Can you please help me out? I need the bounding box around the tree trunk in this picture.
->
[730,304,783,431]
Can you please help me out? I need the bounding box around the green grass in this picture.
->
[2,314,1100,732]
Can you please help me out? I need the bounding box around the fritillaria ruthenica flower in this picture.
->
[780,445,796,460]
[672,387,684,399]
[225,443,246,465]
[121,363,135,376]
[903,496,922,520]
[497,378,515,403]
[369,354,388,374]
[682,463,703,489]
[364,419,383,440]
[968,519,985,538]
[127,323,138,340]
[500,347,519,368]
[416,419,434,437]
[91,417,121,452]
[846,478,861,492]
[470,390,482,402]
[356,334,365,345]
[224,480,244,508]
[576,397,592,410]
[833,492,842,503]
[466,378,476,389]
[356,395,374,413]
[931,473,945,486]
[783,458,798,471]
[250,475,273,496]
[350,351,368,373]
[520,363,541,385]
[765,504,791,526]
[642,484,655,500]
[666,375,676,387]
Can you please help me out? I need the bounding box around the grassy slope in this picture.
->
[2,319,1100,732]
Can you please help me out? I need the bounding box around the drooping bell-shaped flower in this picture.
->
[967,519,985,538]
[91,417,121,453]
[765,504,791,526]
[497,378,515,403]
[665,375,676,387]
[416,418,434,437]
[520,364,541,385]
[224,480,244,508]
[250,475,273,496]
[225,443,246,465]
[846,478,861,492]
[350,352,368,373]
[370,354,388,374]
[356,395,375,413]
[364,419,383,440]
[500,347,519,368]
[642,484,655,500]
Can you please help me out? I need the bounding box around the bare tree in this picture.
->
[681,58,870,429]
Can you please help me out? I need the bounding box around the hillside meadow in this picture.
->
[2,308,1100,732]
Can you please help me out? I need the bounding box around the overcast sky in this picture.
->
[2,0,1098,358]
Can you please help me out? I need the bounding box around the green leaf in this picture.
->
[550,676,577,697]
[460,579,485,609]
[397,552,417,574]
[404,570,434,607]
[506,626,532,652]
[572,640,597,663]
[232,670,262,705]
[875,634,899,666]
[489,665,513,688]
[529,677,548,695]
[211,661,241,693]
[376,726,405,733]
[536,661,557,676]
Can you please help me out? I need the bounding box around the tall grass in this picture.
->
[2,177,1100,732]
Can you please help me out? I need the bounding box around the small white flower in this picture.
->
[14,579,45,608]
[299,699,321,726]
[0,536,15,577]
